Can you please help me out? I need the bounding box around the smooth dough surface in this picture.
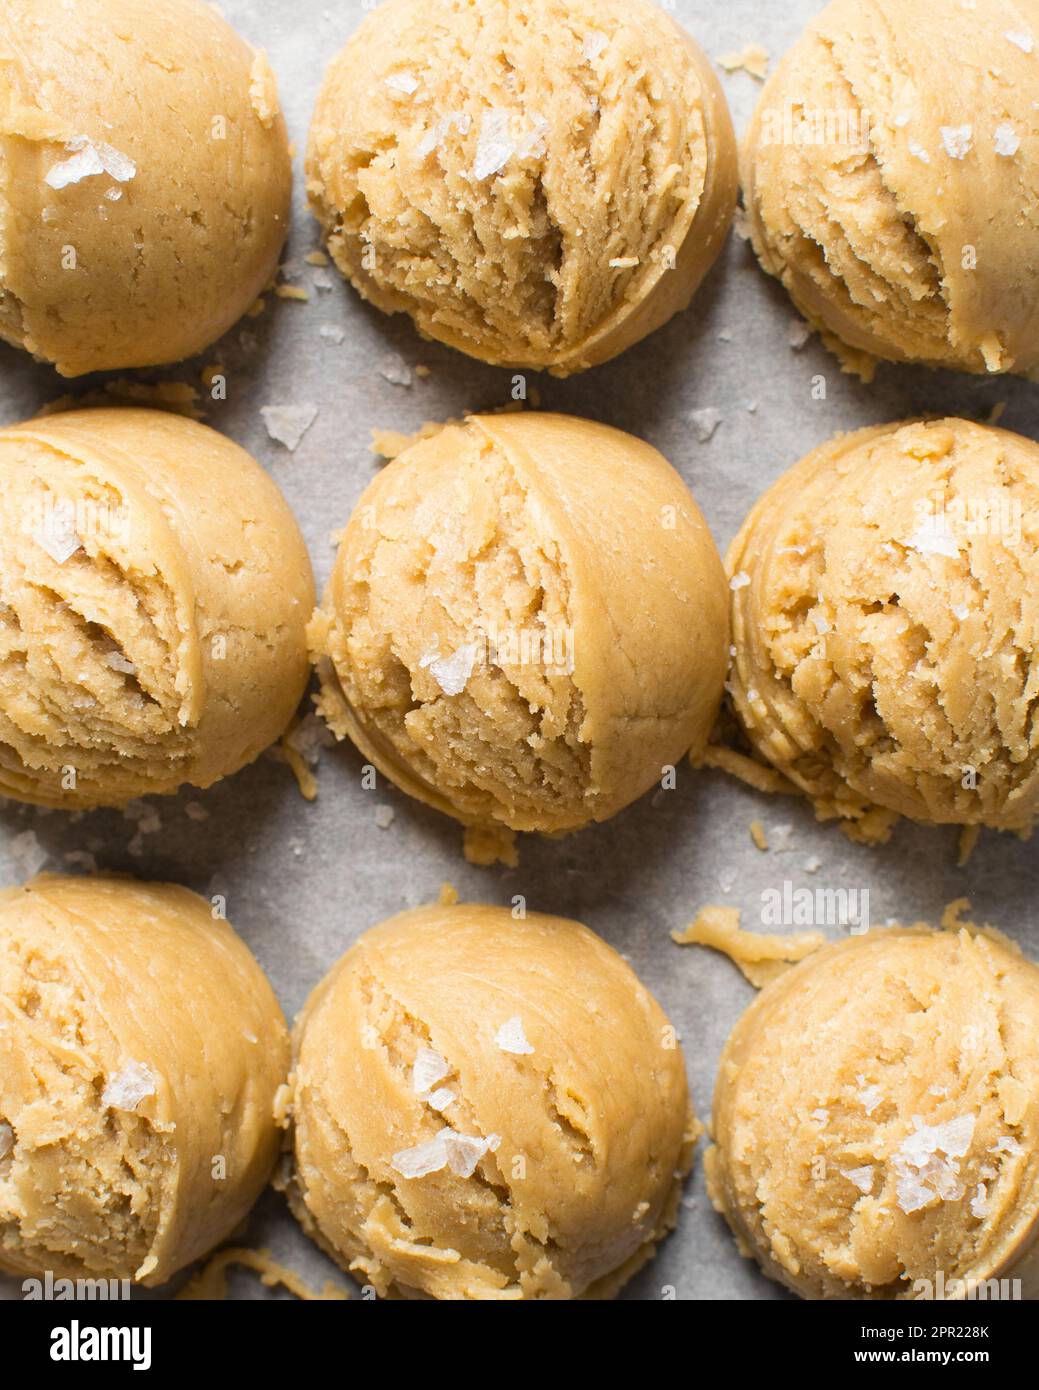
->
[0,407,315,808]
[0,0,291,376]
[727,418,1039,838]
[0,874,288,1286]
[285,903,695,1300]
[307,0,737,374]
[311,412,729,834]
[707,926,1039,1300]
[742,0,1039,378]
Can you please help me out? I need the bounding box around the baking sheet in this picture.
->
[1,0,1038,1302]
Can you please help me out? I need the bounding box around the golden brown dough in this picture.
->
[285,902,695,1300]
[0,874,288,1286]
[727,418,1039,839]
[310,412,729,835]
[742,0,1039,379]
[0,408,315,808]
[707,925,1039,1300]
[307,0,736,374]
[0,0,291,376]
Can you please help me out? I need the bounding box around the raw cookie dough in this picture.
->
[0,407,315,808]
[707,925,1039,1300]
[727,418,1039,840]
[310,412,729,835]
[0,0,291,376]
[741,0,1039,379]
[306,0,737,375]
[0,874,288,1286]
[285,902,695,1300]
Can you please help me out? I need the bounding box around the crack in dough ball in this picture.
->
[310,412,729,834]
[306,0,736,374]
[0,0,291,376]
[707,926,1039,1300]
[0,874,288,1286]
[727,419,1039,840]
[0,408,315,808]
[285,903,695,1300]
[741,0,1039,380]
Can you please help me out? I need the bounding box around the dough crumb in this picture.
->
[248,50,282,128]
[957,824,981,868]
[274,283,309,302]
[672,905,826,988]
[695,744,798,797]
[178,1247,348,1301]
[463,824,518,868]
[370,420,451,460]
[749,820,768,851]
[716,43,769,80]
[437,881,459,907]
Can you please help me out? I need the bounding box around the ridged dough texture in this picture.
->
[0,408,315,808]
[306,0,737,374]
[0,0,291,376]
[0,874,289,1286]
[285,903,695,1300]
[742,0,1039,379]
[311,412,729,834]
[727,418,1039,838]
[707,926,1039,1300]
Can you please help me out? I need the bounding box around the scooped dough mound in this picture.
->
[707,925,1039,1299]
[727,418,1039,837]
[0,874,288,1286]
[285,902,695,1300]
[741,0,1039,379]
[0,0,291,376]
[306,0,737,374]
[311,412,729,834]
[0,408,315,808]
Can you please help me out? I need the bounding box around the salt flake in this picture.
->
[412,1047,450,1096]
[260,404,318,452]
[428,643,477,696]
[384,72,419,96]
[994,122,1021,157]
[45,135,136,190]
[495,1015,534,1055]
[473,109,514,180]
[1006,30,1035,53]
[841,1165,874,1194]
[102,1060,158,1112]
[940,124,973,159]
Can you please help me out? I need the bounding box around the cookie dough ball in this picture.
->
[286,903,694,1299]
[727,418,1039,839]
[0,407,315,808]
[0,874,288,1286]
[707,925,1039,1299]
[742,0,1039,379]
[0,0,291,376]
[311,412,729,834]
[307,0,736,375]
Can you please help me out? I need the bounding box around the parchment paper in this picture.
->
[1,0,1037,1302]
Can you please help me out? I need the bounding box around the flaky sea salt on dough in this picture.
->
[306,0,736,374]
[726,418,1039,841]
[309,412,729,836]
[707,925,1039,1299]
[0,408,315,808]
[0,875,288,1286]
[283,903,696,1300]
[741,0,1039,379]
[0,0,291,375]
